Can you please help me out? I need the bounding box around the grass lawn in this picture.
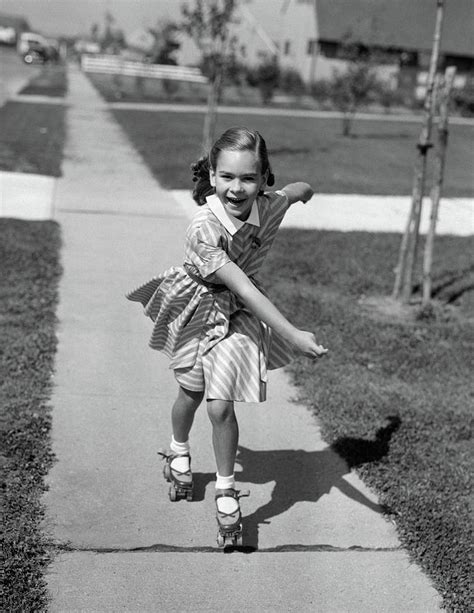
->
[1,219,62,611]
[87,71,209,105]
[110,109,474,197]
[0,101,66,176]
[1,62,67,609]
[19,63,68,98]
[0,61,67,176]
[108,107,473,611]
[261,229,473,612]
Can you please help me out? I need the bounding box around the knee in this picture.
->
[178,387,204,411]
[207,400,236,425]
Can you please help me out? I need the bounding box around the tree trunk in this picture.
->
[422,66,457,307]
[202,74,220,151]
[392,0,445,302]
[342,114,352,137]
[202,34,228,151]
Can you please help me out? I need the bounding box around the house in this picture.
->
[0,12,30,45]
[312,0,474,92]
[190,0,473,91]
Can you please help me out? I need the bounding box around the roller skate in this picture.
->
[157,450,193,502]
[215,488,250,548]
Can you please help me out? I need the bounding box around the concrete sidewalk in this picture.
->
[44,67,441,612]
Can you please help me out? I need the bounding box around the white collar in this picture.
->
[207,194,260,236]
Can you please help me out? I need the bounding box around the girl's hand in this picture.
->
[291,330,328,360]
[299,183,314,204]
[282,182,314,205]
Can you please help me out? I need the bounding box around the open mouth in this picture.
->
[226,196,246,205]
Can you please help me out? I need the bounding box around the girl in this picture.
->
[127,126,327,544]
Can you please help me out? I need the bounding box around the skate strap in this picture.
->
[157,450,191,460]
[215,488,239,501]
[157,450,192,477]
[171,466,192,478]
[215,488,250,518]
[215,489,240,518]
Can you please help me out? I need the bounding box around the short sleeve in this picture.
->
[268,190,290,210]
[259,190,290,229]
[185,222,231,280]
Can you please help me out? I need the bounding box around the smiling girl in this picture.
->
[127,126,327,546]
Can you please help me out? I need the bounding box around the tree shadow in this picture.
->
[344,132,413,140]
[268,146,312,155]
[413,264,474,303]
[349,132,412,140]
[237,415,401,551]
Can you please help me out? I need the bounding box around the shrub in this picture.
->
[279,67,306,96]
[247,56,280,104]
[452,81,474,117]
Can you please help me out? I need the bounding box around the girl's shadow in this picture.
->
[192,416,400,551]
[236,416,400,550]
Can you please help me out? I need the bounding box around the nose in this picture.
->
[230,178,244,193]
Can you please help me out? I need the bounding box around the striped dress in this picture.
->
[126,190,294,403]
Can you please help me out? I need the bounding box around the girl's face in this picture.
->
[210,149,267,221]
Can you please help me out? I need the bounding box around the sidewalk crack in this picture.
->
[54,543,402,554]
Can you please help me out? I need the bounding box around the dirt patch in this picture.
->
[358,294,473,326]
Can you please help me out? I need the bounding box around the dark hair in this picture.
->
[191,126,275,205]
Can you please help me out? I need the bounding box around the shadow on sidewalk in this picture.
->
[193,416,401,552]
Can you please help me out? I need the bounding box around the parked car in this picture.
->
[18,31,59,64]
[17,31,47,54]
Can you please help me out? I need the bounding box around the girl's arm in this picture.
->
[281,182,314,205]
[213,261,328,359]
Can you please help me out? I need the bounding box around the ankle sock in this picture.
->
[215,473,239,514]
[170,436,190,455]
[169,436,190,473]
[215,473,235,490]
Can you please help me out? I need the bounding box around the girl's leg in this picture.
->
[206,399,239,478]
[207,399,241,517]
[171,386,204,443]
[207,400,239,477]
[164,387,204,494]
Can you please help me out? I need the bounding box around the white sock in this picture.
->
[215,473,239,514]
[170,436,190,455]
[169,436,190,473]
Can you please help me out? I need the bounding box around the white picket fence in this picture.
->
[81,55,207,83]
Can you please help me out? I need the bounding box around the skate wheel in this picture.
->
[163,464,171,482]
[217,533,225,548]
[168,485,177,502]
[235,533,243,547]
[186,490,193,502]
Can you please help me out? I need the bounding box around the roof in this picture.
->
[0,12,30,31]
[316,0,474,58]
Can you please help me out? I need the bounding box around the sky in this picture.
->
[0,0,185,37]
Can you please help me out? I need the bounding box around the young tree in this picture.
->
[422,66,457,307]
[101,11,126,54]
[392,0,445,303]
[181,0,237,150]
[311,40,383,136]
[252,55,280,105]
[149,21,180,65]
[90,23,100,43]
[329,60,381,136]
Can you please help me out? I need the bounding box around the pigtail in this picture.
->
[191,156,215,206]
[258,168,274,196]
